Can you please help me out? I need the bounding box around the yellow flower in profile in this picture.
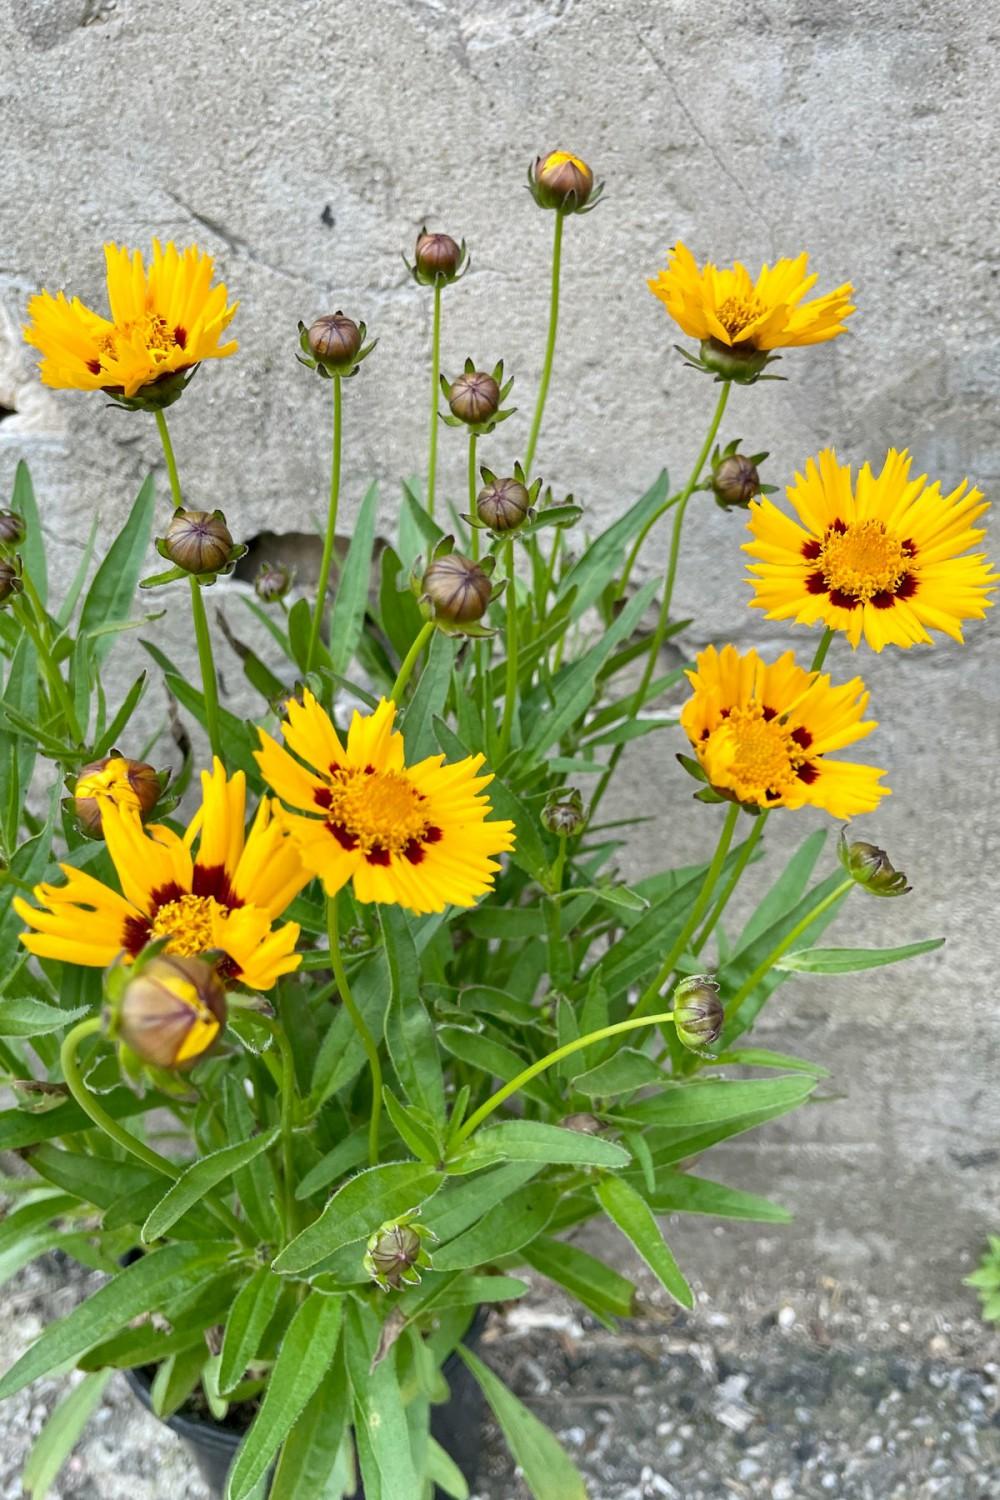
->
[23,241,237,402]
[744,449,996,651]
[255,693,515,915]
[16,761,306,990]
[648,243,853,380]
[680,645,888,818]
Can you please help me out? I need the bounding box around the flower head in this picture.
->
[297,313,375,379]
[255,693,515,914]
[16,761,307,989]
[648,243,854,382]
[73,755,161,836]
[24,241,238,404]
[745,448,996,651]
[408,231,468,287]
[680,644,888,818]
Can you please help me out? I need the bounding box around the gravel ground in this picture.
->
[1,1252,998,1499]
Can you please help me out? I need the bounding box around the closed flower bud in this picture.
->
[712,454,760,509]
[448,370,500,426]
[111,954,227,1070]
[363,1215,434,1290]
[254,561,293,603]
[163,509,235,576]
[541,787,586,838]
[308,312,362,367]
[422,552,492,624]
[673,975,724,1052]
[414,232,463,283]
[838,830,910,896]
[477,475,531,533]
[530,150,599,212]
[0,558,23,605]
[0,510,26,547]
[74,755,161,835]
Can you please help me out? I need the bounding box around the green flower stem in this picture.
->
[391,620,435,701]
[810,626,835,673]
[327,895,382,1166]
[692,811,768,957]
[630,801,740,1022]
[154,409,184,507]
[12,597,81,743]
[550,832,569,894]
[498,540,519,759]
[723,877,855,1027]
[60,1017,252,1246]
[467,432,479,560]
[250,1012,299,1243]
[616,490,682,601]
[524,211,565,476]
[427,282,443,519]
[306,373,343,675]
[452,1009,676,1146]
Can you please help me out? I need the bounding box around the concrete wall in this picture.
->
[0,0,997,1311]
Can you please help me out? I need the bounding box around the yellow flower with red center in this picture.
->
[744,449,996,651]
[648,243,854,351]
[23,241,237,400]
[680,645,888,818]
[16,761,306,989]
[255,693,515,914]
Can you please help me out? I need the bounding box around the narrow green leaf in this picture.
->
[649,1171,791,1222]
[621,1076,816,1129]
[522,1236,637,1324]
[738,827,827,949]
[327,482,378,673]
[401,629,455,759]
[426,1436,470,1500]
[459,1120,630,1171]
[79,476,156,664]
[712,1047,829,1077]
[226,1292,344,1500]
[272,1163,443,1275]
[381,906,445,1122]
[219,1266,285,1395]
[420,1162,542,1242]
[457,1346,588,1500]
[11,462,46,604]
[775,937,944,974]
[343,1301,419,1498]
[141,1127,279,1242]
[151,1343,206,1419]
[570,1048,665,1097]
[557,469,669,620]
[432,1182,557,1270]
[269,1354,352,1499]
[0,996,90,1038]
[595,1174,693,1308]
[23,1371,112,1498]
[221,1075,282,1242]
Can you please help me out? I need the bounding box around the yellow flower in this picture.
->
[73,754,160,835]
[16,761,306,990]
[23,241,238,400]
[648,243,853,376]
[255,693,515,914]
[680,645,888,818]
[744,449,996,651]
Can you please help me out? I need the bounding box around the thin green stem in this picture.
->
[60,1018,252,1246]
[307,373,343,674]
[692,811,768,957]
[524,211,565,476]
[631,802,740,1021]
[467,432,479,560]
[391,620,435,701]
[498,540,519,759]
[327,896,382,1166]
[188,575,222,760]
[809,626,835,673]
[251,1012,299,1243]
[550,833,568,894]
[427,282,442,519]
[453,1010,676,1146]
[154,409,184,507]
[723,878,854,1030]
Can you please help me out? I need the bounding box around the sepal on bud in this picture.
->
[363,1211,435,1291]
[297,314,376,379]
[673,975,724,1054]
[467,463,541,536]
[528,150,603,214]
[541,787,587,838]
[441,358,515,435]
[105,949,228,1071]
[404,229,469,287]
[104,366,200,413]
[838,829,910,896]
[143,508,247,588]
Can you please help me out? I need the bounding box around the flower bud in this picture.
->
[111,954,227,1070]
[712,454,760,510]
[448,371,500,426]
[254,561,293,603]
[0,510,26,547]
[363,1215,433,1291]
[838,830,910,896]
[477,476,532,534]
[74,755,161,835]
[422,552,492,624]
[529,150,598,212]
[541,787,586,838]
[414,231,463,284]
[673,976,724,1052]
[0,558,23,605]
[307,312,362,369]
[162,509,236,576]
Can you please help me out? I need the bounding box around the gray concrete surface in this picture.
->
[0,0,997,1359]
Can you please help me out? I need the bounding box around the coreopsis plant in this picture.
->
[0,153,988,1500]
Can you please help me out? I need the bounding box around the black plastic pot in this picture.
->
[123,1314,486,1499]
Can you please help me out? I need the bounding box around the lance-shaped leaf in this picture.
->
[272,1163,443,1275]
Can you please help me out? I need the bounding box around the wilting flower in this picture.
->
[23,241,238,406]
[838,830,910,896]
[744,448,996,651]
[73,755,161,836]
[16,761,306,989]
[110,953,227,1069]
[255,693,515,914]
[680,644,888,817]
[648,243,854,382]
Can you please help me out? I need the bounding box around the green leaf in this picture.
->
[557,470,669,620]
[738,827,827,949]
[273,1163,443,1275]
[219,1266,285,1395]
[22,1371,112,1498]
[269,1355,352,1500]
[648,1171,791,1222]
[0,1088,162,1153]
[402,629,455,759]
[522,1236,637,1325]
[0,1243,225,1400]
[141,1127,279,1242]
[437,1027,550,1104]
[570,1048,665,1097]
[295,1131,370,1202]
[378,545,424,659]
[226,1293,344,1500]
[595,1174,693,1308]
[775,938,944,974]
[426,1437,470,1500]
[381,907,445,1122]
[327,482,378,674]
[621,1076,816,1129]
[457,1346,588,1500]
[343,1301,419,1498]
[382,1087,439,1163]
[151,1343,205,1419]
[420,1162,543,1242]
[77,1271,235,1369]
[78,476,156,664]
[0,996,90,1038]
[712,1048,829,1077]
[221,1076,282,1242]
[459,1120,630,1171]
[432,1182,557,1270]
[11,462,47,604]
[432,716,550,884]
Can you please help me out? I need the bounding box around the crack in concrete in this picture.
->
[163,189,311,289]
